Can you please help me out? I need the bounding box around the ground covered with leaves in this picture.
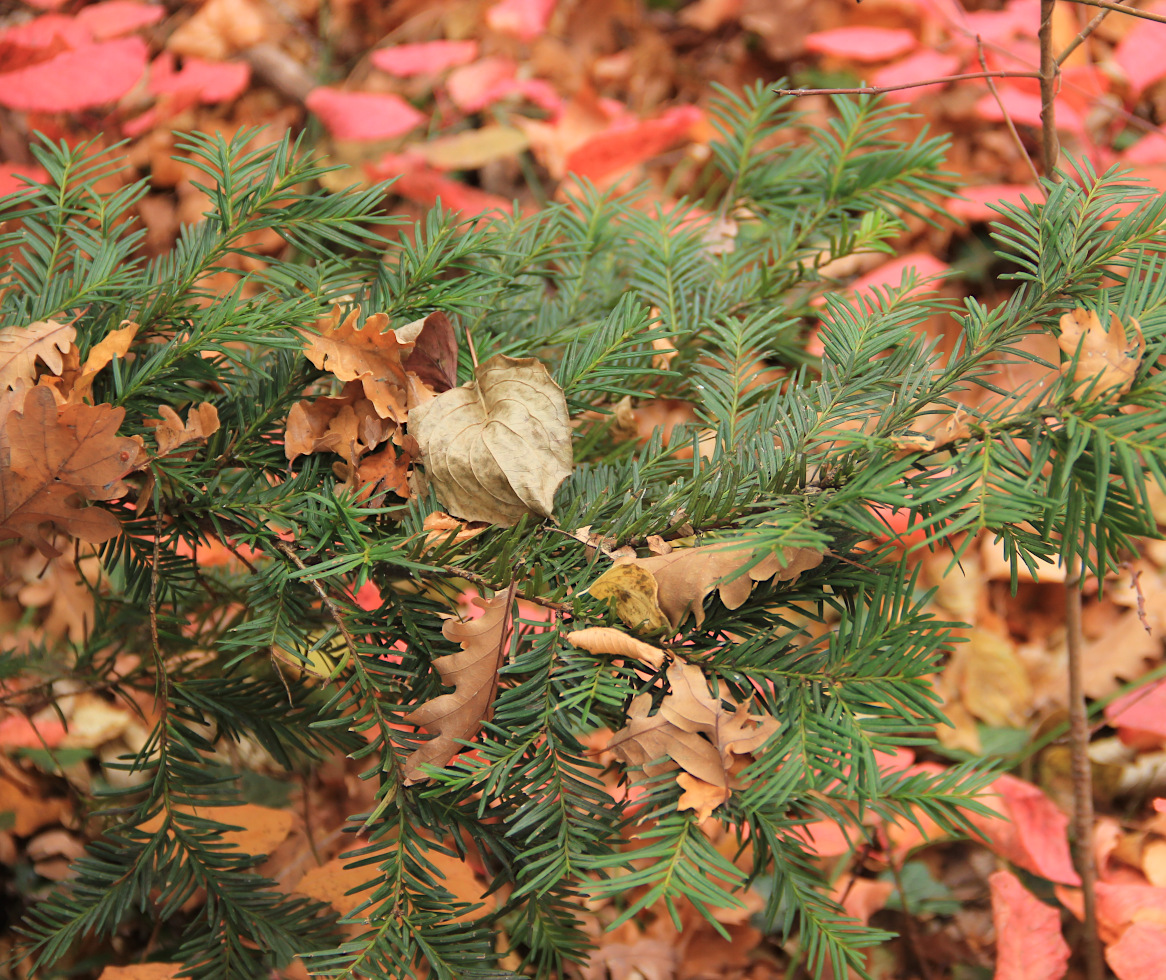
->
[5,0,1166,979]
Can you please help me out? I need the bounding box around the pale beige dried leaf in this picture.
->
[421,126,530,170]
[607,692,723,783]
[149,403,220,456]
[402,593,512,783]
[302,307,412,421]
[645,534,672,555]
[615,540,824,629]
[960,628,1032,728]
[0,320,75,389]
[651,337,677,372]
[676,772,731,822]
[563,627,666,668]
[408,353,572,526]
[70,321,138,404]
[661,662,780,762]
[588,563,671,635]
[1058,308,1145,396]
[1,386,144,557]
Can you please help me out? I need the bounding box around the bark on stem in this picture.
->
[1039,0,1062,179]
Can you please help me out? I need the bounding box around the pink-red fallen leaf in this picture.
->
[0,712,67,749]
[1,13,92,50]
[149,51,249,103]
[870,49,961,99]
[306,88,425,141]
[1124,132,1166,167]
[974,86,1084,136]
[371,40,479,77]
[1105,678,1166,746]
[961,2,1035,45]
[1114,4,1166,97]
[23,0,70,9]
[0,36,148,111]
[803,26,918,62]
[797,819,856,858]
[564,104,703,183]
[0,164,49,197]
[367,153,512,218]
[446,57,518,112]
[76,1,164,40]
[835,878,894,925]
[486,0,556,41]
[1094,882,1166,942]
[945,184,1039,223]
[1156,798,1166,814]
[851,253,950,296]
[353,580,382,611]
[970,774,1080,885]
[1107,922,1166,980]
[990,869,1071,980]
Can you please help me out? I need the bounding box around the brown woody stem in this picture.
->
[1039,0,1062,179]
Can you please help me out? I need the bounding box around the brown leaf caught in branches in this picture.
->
[68,320,139,405]
[397,310,459,394]
[147,403,220,456]
[1058,308,1145,396]
[0,385,144,556]
[301,306,413,421]
[284,382,394,466]
[402,591,513,784]
[0,319,76,390]
[591,539,824,631]
[408,353,572,526]
[607,661,779,820]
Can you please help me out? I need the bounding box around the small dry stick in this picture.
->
[464,324,480,369]
[777,71,1042,98]
[1057,0,1127,65]
[1039,0,1062,179]
[977,37,1045,192]
[1066,0,1166,25]
[1065,551,1103,980]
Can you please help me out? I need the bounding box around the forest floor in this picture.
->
[4,0,1166,978]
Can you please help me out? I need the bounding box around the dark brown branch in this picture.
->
[1057,0,1127,65]
[1039,0,1062,179]
[1065,0,1166,24]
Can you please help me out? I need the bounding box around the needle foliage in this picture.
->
[4,83,1166,979]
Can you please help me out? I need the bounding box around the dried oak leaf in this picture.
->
[408,353,572,526]
[301,307,412,421]
[1058,308,1145,396]
[1,385,144,556]
[0,319,76,389]
[284,382,394,466]
[418,510,488,551]
[608,661,779,820]
[148,403,220,456]
[563,627,666,669]
[68,320,138,404]
[597,540,824,630]
[402,592,512,784]
[397,311,458,393]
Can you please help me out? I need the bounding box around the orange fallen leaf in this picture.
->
[1058,308,1144,397]
[147,402,220,456]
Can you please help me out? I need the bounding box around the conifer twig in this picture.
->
[1065,552,1102,980]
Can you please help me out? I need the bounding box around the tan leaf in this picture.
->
[1058,308,1145,396]
[284,383,393,465]
[421,126,530,170]
[351,444,411,499]
[563,627,666,669]
[70,320,138,404]
[1,386,144,557]
[588,563,671,635]
[97,964,184,980]
[607,661,778,818]
[301,307,412,421]
[0,319,76,389]
[148,402,220,456]
[611,540,824,630]
[676,772,731,822]
[408,353,572,526]
[402,592,512,783]
[419,510,488,550]
[397,311,458,393]
[959,628,1032,728]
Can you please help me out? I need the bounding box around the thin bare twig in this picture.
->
[441,565,572,614]
[777,71,1042,98]
[1039,0,1062,179]
[1057,0,1126,65]
[977,37,1045,192]
[1065,552,1103,980]
[1066,0,1166,25]
[274,539,361,664]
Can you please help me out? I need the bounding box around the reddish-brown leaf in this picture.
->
[0,36,148,111]
[306,87,425,142]
[402,593,513,783]
[371,40,478,77]
[990,869,1071,980]
[1,385,143,556]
